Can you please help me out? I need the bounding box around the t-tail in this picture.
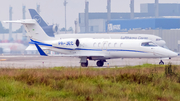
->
[4,19,54,42]
[29,9,56,37]
[29,9,48,27]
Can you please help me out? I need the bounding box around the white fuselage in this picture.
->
[4,19,176,60]
[40,38,177,60]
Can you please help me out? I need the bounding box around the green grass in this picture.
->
[0,64,180,101]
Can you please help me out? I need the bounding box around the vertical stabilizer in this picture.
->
[29,9,48,27]
[4,19,54,41]
[29,9,55,37]
[23,20,53,41]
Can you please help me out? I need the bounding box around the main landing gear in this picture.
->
[80,60,106,67]
[96,60,106,67]
[159,60,164,65]
[81,60,88,67]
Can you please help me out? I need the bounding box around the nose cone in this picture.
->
[155,47,178,58]
[166,49,178,58]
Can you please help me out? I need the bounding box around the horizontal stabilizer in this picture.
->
[26,45,37,51]
[26,44,49,51]
[3,19,36,24]
[34,44,48,56]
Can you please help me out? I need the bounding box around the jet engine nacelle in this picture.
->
[51,39,79,47]
[50,38,80,54]
[56,38,96,48]
[42,25,58,34]
[55,39,79,47]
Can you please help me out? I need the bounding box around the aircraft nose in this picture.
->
[160,47,179,58]
[155,47,178,58]
[168,51,179,57]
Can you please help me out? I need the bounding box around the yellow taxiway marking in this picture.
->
[0,59,6,61]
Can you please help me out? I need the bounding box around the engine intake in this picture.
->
[76,39,80,47]
[54,38,80,48]
[42,25,58,37]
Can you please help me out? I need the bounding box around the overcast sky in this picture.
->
[1,0,180,30]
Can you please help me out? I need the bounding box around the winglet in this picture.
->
[34,44,48,56]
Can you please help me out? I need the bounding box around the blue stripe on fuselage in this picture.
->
[30,39,147,53]
[30,39,52,46]
[107,49,147,53]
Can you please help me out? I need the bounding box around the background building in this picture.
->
[107,18,180,32]
[79,3,180,52]
[140,3,180,16]
[79,3,180,33]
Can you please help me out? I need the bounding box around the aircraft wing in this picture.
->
[26,44,49,50]
[26,45,37,50]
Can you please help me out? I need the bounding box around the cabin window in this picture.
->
[108,43,111,47]
[114,43,117,47]
[141,42,157,47]
[93,43,96,47]
[98,43,101,47]
[120,43,123,47]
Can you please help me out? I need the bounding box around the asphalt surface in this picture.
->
[0,55,180,68]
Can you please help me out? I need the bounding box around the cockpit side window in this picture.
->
[141,42,157,47]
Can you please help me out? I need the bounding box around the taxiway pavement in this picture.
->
[0,55,180,68]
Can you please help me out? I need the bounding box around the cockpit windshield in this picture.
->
[141,42,157,47]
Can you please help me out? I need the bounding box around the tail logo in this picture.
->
[33,15,41,24]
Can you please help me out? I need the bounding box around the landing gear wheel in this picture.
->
[96,61,104,67]
[159,60,164,65]
[81,61,88,67]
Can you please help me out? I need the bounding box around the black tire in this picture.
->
[96,61,104,67]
